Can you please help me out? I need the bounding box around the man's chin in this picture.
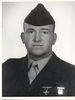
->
[29,51,45,58]
[31,53,43,57]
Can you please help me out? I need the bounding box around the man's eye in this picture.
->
[42,31,49,34]
[28,31,34,34]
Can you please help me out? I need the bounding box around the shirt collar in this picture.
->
[28,52,53,72]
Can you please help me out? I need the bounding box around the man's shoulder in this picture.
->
[52,52,75,71]
[55,54,75,72]
[2,56,28,70]
[59,57,75,69]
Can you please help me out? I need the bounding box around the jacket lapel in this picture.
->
[19,56,29,87]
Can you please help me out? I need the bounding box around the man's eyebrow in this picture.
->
[41,28,49,31]
[26,28,35,31]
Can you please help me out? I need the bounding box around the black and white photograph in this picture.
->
[2,1,75,97]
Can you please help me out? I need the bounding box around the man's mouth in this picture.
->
[33,44,43,46]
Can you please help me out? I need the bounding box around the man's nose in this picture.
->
[33,32,41,42]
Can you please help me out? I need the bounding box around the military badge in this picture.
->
[57,87,65,95]
[42,86,52,96]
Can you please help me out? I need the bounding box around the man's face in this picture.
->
[22,23,56,58]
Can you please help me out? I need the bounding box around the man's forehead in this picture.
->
[24,23,54,30]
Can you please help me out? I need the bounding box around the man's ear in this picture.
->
[53,33,57,45]
[20,32,25,43]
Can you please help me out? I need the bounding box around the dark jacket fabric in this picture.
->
[2,52,75,96]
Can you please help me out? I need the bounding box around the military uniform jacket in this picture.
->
[2,52,75,96]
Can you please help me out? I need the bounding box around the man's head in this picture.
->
[21,3,57,60]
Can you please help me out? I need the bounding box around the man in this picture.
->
[2,3,75,96]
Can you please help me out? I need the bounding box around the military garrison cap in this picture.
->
[24,3,55,26]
